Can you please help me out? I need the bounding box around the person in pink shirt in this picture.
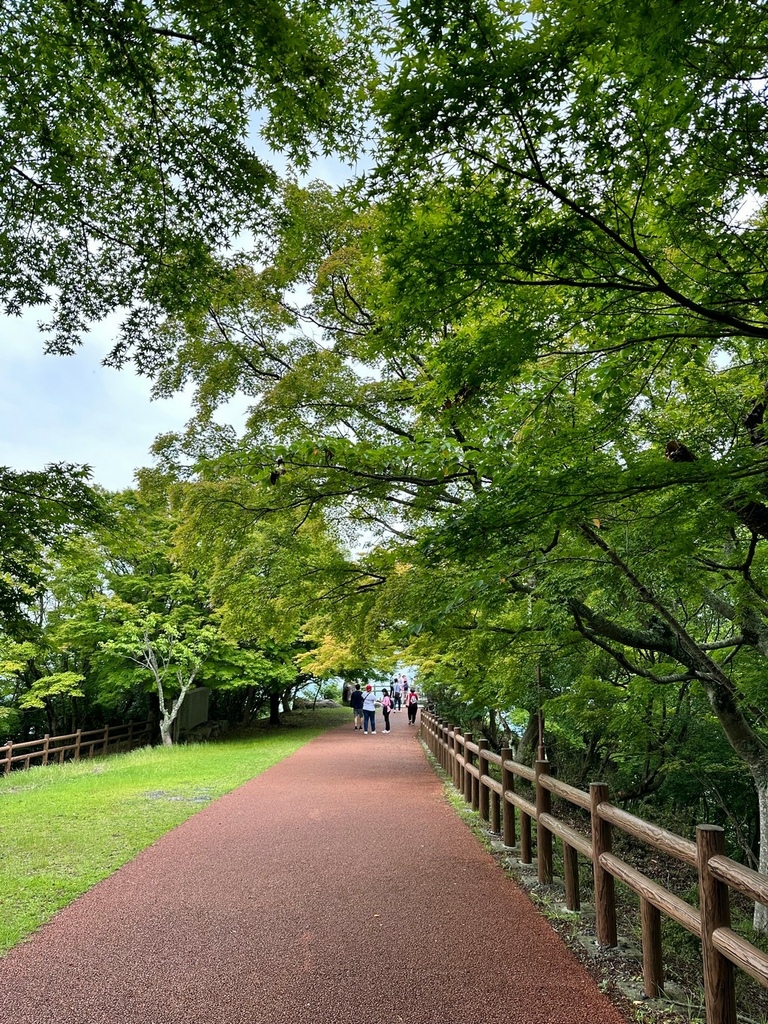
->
[406,685,419,725]
[380,688,392,733]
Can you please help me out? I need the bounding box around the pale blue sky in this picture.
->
[0,313,197,490]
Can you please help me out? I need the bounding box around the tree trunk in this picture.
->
[755,776,768,932]
[311,680,323,709]
[154,672,196,748]
[515,710,540,765]
[242,685,255,727]
[147,689,161,744]
[159,716,173,747]
[269,691,281,726]
[43,696,56,736]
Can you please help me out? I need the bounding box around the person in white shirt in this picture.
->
[362,684,377,734]
[400,677,409,705]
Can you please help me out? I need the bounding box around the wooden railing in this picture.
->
[421,710,768,1024]
[1,718,154,775]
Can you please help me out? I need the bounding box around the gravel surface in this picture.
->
[0,712,629,1023]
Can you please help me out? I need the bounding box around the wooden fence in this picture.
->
[421,709,768,1024]
[1,718,154,775]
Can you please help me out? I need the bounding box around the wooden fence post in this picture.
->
[536,759,553,884]
[563,843,580,912]
[697,824,736,1024]
[590,782,617,948]
[520,806,533,865]
[491,777,501,835]
[501,747,516,849]
[452,726,460,790]
[478,740,490,822]
[102,724,110,755]
[471,742,480,812]
[641,897,664,998]
[4,740,12,776]
[74,728,82,762]
[464,732,473,804]
[42,734,50,767]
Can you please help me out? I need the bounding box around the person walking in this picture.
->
[350,683,364,731]
[406,685,419,726]
[362,684,377,734]
[391,678,402,711]
[400,676,409,709]
[381,688,392,733]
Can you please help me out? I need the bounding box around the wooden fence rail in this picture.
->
[421,709,767,1024]
[1,718,154,775]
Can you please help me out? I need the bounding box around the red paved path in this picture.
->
[0,712,628,1024]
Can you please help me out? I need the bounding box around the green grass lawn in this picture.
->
[0,707,348,955]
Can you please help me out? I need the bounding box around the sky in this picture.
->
[0,146,361,492]
[0,312,202,491]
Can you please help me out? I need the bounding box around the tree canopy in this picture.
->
[0,0,380,353]
[0,463,106,637]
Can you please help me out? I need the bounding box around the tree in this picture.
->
[101,613,216,746]
[0,478,278,738]
[75,481,281,737]
[296,626,395,704]
[368,0,768,926]
[0,464,106,638]
[0,0,380,353]
[377,0,768,348]
[148,180,479,544]
[172,475,377,722]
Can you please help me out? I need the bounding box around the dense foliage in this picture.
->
[0,0,380,352]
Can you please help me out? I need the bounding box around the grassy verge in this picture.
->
[0,707,348,955]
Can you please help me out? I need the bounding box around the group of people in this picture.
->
[349,675,419,734]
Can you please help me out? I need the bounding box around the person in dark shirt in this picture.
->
[350,683,364,731]
[391,678,402,711]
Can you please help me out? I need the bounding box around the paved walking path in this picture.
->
[0,711,628,1024]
